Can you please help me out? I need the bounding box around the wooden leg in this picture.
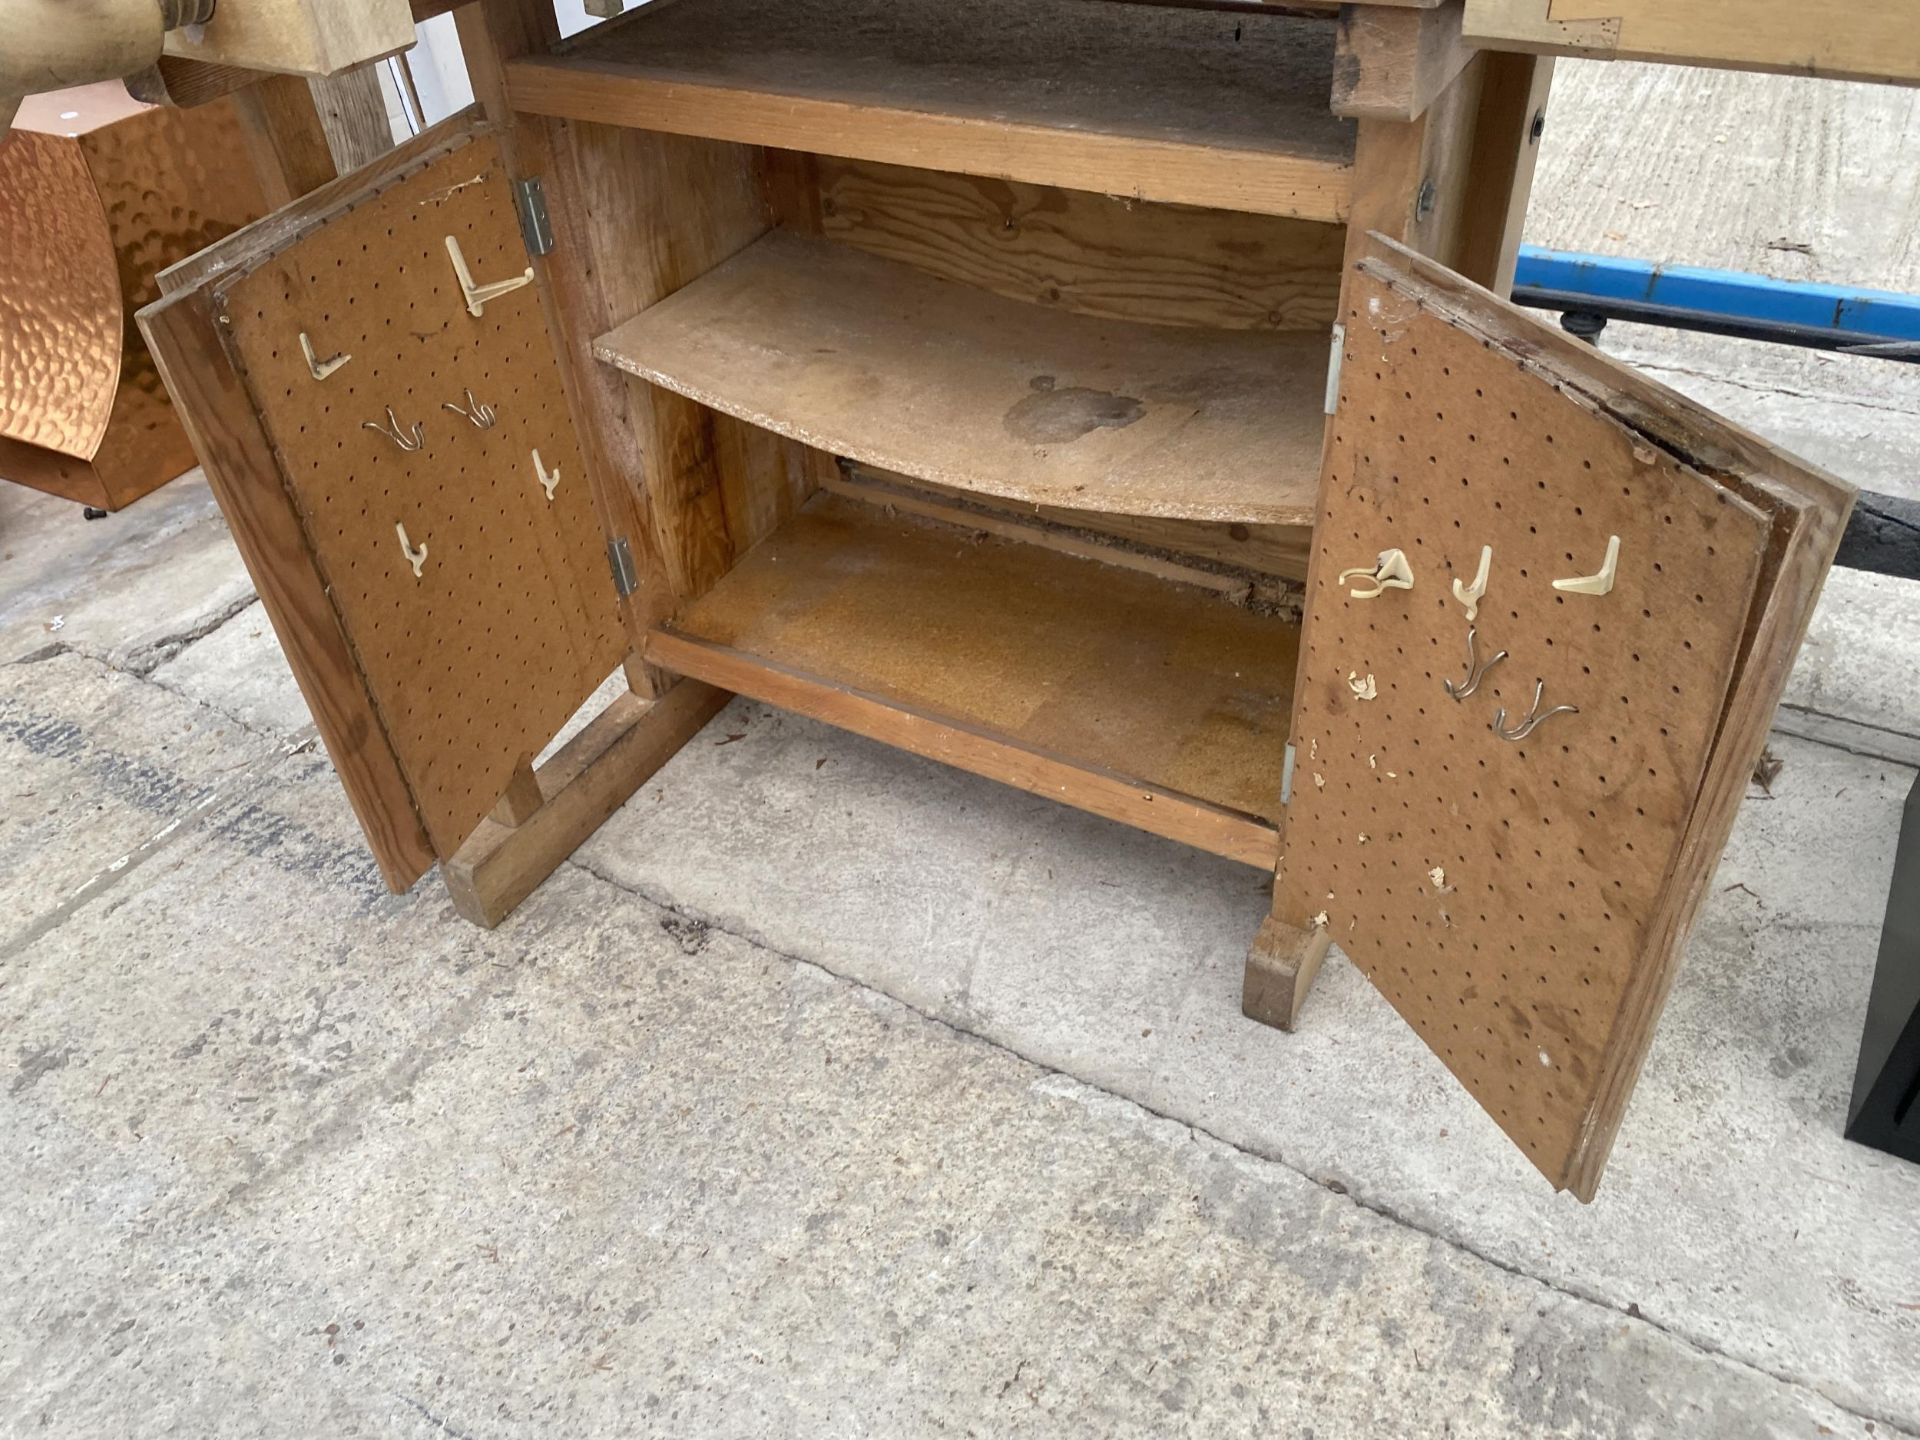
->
[490,757,544,826]
[1242,915,1333,1032]
[443,680,730,926]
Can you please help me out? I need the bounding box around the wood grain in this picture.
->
[506,0,1358,222]
[649,633,1282,871]
[653,491,1299,845]
[814,156,1346,333]
[160,0,416,76]
[1332,0,1475,121]
[445,680,732,926]
[211,131,628,859]
[595,230,1331,525]
[1463,0,1920,86]
[138,285,435,891]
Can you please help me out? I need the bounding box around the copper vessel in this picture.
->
[1,83,272,510]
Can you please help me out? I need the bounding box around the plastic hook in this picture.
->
[299,332,350,381]
[445,235,534,317]
[1335,548,1414,600]
[1553,535,1621,596]
[531,448,560,501]
[1452,545,1493,621]
[395,522,428,579]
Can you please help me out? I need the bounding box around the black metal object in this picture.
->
[1515,282,1920,361]
[1517,298,1920,582]
[1834,493,1920,581]
[1848,773,1920,1164]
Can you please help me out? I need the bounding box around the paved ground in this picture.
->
[3,60,1919,1440]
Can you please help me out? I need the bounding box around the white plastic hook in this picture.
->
[1452,545,1492,621]
[532,448,559,501]
[395,522,428,579]
[299,331,350,381]
[445,235,534,317]
[1336,548,1414,600]
[1553,535,1622,596]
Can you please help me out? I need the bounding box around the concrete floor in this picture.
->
[4,60,1919,1440]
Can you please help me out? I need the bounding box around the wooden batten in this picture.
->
[505,0,1359,221]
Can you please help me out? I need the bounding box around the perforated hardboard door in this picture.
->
[1281,234,1851,1199]
[149,119,628,882]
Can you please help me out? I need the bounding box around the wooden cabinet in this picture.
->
[141,0,1852,1198]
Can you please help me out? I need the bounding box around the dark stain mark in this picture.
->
[1005,379,1146,445]
[659,914,711,955]
[11,1045,72,1096]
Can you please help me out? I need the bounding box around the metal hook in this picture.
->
[1492,679,1579,742]
[1443,626,1508,701]
[1335,548,1414,600]
[440,388,498,429]
[362,406,425,452]
[299,331,350,381]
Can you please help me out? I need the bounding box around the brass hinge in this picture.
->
[607,536,638,597]
[512,176,553,257]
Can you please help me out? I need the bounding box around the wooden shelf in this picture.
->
[505,0,1356,222]
[645,492,1298,867]
[594,231,1329,525]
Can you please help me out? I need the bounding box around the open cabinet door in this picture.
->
[139,113,633,895]
[1282,233,1854,1199]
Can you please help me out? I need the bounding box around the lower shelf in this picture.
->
[646,492,1299,867]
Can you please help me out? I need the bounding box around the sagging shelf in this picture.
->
[645,492,1298,867]
[505,0,1356,223]
[594,231,1329,525]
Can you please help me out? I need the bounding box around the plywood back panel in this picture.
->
[1279,252,1773,1192]
[813,156,1346,333]
[213,130,626,858]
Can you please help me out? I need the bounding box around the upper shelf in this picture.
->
[505,0,1357,223]
[593,230,1328,525]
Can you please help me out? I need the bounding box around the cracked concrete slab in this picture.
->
[0,666,1896,1434]
[0,473,257,674]
[147,601,315,739]
[0,651,280,942]
[2,47,1918,1440]
[574,702,1920,1431]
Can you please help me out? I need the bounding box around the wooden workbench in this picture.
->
[141,0,1857,1199]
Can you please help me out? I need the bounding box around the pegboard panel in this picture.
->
[215,132,627,858]
[1279,254,1775,1193]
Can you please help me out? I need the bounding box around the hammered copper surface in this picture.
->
[0,130,122,455]
[0,85,272,506]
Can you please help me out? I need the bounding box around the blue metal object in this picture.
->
[1512,246,1920,359]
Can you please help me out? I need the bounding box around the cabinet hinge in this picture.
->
[1279,742,1297,806]
[607,536,638,597]
[513,176,554,257]
[1323,323,1346,416]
